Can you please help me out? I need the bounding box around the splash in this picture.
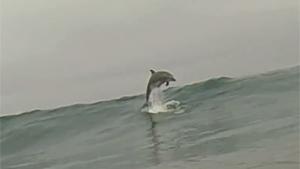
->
[142,87,182,114]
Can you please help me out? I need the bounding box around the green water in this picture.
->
[1,66,299,169]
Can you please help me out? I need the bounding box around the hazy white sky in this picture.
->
[1,0,299,115]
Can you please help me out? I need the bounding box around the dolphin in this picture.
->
[145,69,176,104]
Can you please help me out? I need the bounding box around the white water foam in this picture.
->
[143,87,182,114]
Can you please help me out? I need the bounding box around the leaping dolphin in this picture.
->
[145,69,176,104]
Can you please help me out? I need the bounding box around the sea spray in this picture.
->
[147,87,166,113]
[145,87,182,114]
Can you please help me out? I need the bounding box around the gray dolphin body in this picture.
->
[145,69,176,103]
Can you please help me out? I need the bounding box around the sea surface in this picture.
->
[1,66,299,169]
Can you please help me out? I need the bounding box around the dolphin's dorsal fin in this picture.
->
[150,69,156,74]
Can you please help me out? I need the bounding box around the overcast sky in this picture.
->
[1,0,299,115]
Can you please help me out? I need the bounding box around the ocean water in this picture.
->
[1,66,299,169]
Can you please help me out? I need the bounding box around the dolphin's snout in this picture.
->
[170,77,176,81]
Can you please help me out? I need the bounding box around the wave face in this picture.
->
[1,66,299,169]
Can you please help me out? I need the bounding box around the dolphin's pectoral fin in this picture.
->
[165,81,169,86]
